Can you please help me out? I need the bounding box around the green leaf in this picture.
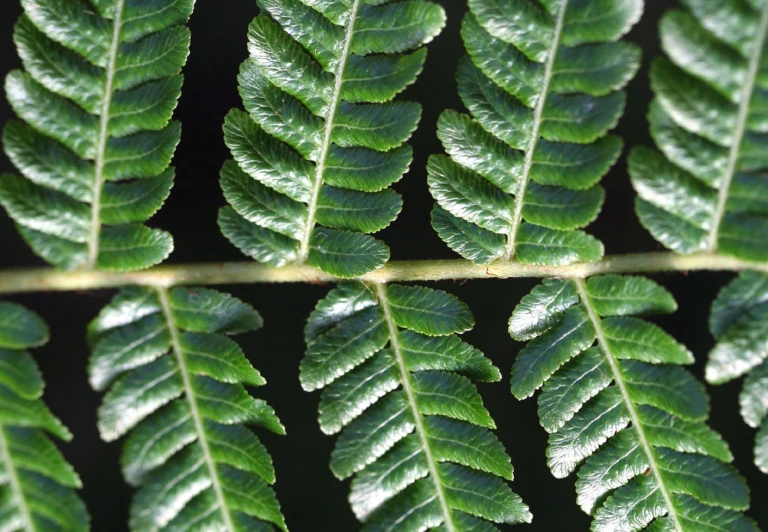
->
[399,331,501,382]
[430,205,506,265]
[0,302,48,350]
[386,284,474,336]
[168,287,263,335]
[707,272,768,383]
[756,419,768,474]
[0,350,43,401]
[707,272,768,474]
[221,0,444,276]
[630,1,768,262]
[741,360,768,429]
[218,206,299,268]
[300,303,388,392]
[0,304,87,531]
[515,223,604,265]
[89,286,286,530]
[303,282,530,528]
[600,317,694,365]
[586,275,678,317]
[509,275,754,529]
[508,277,579,341]
[412,371,495,429]
[510,305,596,400]
[307,227,390,278]
[430,0,641,265]
[620,361,708,421]
[538,347,612,433]
[2,0,194,271]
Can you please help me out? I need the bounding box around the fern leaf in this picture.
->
[509,275,757,530]
[706,271,768,474]
[87,287,286,530]
[301,282,531,529]
[0,0,195,271]
[629,0,768,261]
[0,302,88,531]
[428,0,642,266]
[219,0,445,278]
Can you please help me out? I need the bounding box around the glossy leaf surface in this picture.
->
[301,282,530,529]
[428,0,643,266]
[0,303,87,531]
[219,0,445,277]
[0,0,195,271]
[88,286,286,531]
[509,275,755,531]
[707,271,768,474]
[629,0,768,261]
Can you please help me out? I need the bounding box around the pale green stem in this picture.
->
[374,283,455,531]
[504,0,568,260]
[707,2,768,251]
[0,425,34,532]
[157,288,234,531]
[574,279,681,531]
[87,0,125,268]
[0,253,765,294]
[297,0,361,262]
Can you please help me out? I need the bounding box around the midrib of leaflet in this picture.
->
[297,0,362,262]
[504,0,569,260]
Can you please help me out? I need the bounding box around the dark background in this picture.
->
[1,1,766,530]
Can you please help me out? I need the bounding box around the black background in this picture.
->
[1,1,767,530]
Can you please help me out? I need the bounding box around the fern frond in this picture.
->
[428,0,642,266]
[629,0,768,261]
[300,282,531,529]
[0,302,88,531]
[706,271,768,474]
[509,275,756,531]
[219,0,445,278]
[0,0,195,271]
[87,287,286,530]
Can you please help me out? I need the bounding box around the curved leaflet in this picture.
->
[301,282,530,529]
[706,271,768,474]
[0,302,88,531]
[88,286,286,530]
[509,275,756,531]
[219,0,445,278]
[428,0,642,265]
[1,0,194,271]
[629,0,768,261]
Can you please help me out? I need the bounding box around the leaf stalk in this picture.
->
[0,253,765,294]
[504,0,568,260]
[574,279,682,530]
[374,283,456,531]
[87,0,125,268]
[156,287,235,531]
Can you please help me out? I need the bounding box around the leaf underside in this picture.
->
[0,302,88,531]
[1,0,195,271]
[88,286,286,531]
[219,0,445,278]
[629,0,768,261]
[509,274,757,531]
[301,282,531,530]
[429,0,643,266]
[707,271,768,474]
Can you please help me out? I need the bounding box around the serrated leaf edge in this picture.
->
[573,278,682,528]
[373,282,456,529]
[156,287,237,530]
[706,3,768,253]
[504,0,568,260]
